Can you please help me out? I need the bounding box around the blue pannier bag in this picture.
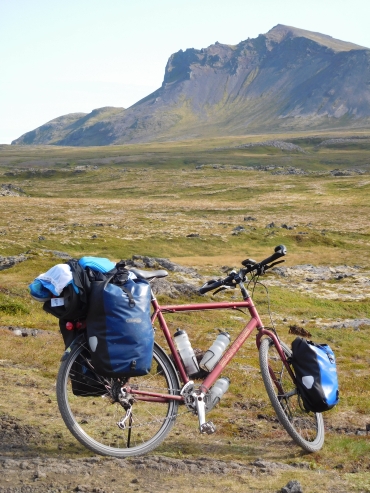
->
[291,337,339,413]
[86,271,154,378]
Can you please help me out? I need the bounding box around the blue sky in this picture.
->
[1,0,369,144]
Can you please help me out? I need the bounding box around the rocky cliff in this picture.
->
[12,25,370,146]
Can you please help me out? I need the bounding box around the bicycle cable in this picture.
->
[247,272,280,341]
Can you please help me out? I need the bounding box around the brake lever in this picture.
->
[264,259,285,271]
[213,286,227,295]
[213,286,234,295]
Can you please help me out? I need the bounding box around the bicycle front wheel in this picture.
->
[57,340,181,458]
[259,337,324,452]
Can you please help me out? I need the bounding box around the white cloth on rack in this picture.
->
[36,264,73,296]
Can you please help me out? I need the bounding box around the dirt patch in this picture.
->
[0,454,308,493]
[0,415,43,454]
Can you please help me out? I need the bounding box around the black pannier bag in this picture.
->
[59,318,79,349]
[291,337,339,413]
[86,273,154,377]
[70,352,108,397]
[43,283,87,321]
[43,260,94,347]
[43,260,119,348]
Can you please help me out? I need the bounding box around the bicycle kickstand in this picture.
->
[194,392,216,435]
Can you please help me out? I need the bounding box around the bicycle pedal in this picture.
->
[200,421,216,434]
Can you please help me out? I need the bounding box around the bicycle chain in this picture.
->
[113,384,189,429]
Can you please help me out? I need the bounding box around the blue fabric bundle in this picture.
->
[29,264,75,301]
[78,257,116,273]
[29,279,52,301]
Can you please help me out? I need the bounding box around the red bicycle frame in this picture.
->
[126,292,295,403]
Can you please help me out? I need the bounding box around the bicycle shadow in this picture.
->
[158,433,310,462]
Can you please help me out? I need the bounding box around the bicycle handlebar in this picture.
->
[198,245,287,295]
[255,244,287,268]
[198,279,224,295]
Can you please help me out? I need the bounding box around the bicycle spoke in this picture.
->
[57,343,180,457]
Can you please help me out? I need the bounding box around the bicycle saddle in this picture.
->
[128,268,168,280]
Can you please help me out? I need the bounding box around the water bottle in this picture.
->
[173,329,199,376]
[199,331,231,371]
[206,377,230,413]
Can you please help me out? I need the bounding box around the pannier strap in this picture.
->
[120,285,136,308]
[106,271,136,308]
[128,268,168,280]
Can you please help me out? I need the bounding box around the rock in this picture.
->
[253,459,294,472]
[316,138,366,148]
[0,253,28,271]
[35,468,47,478]
[44,249,72,259]
[278,480,303,493]
[331,169,351,176]
[150,278,172,296]
[271,166,308,175]
[266,222,276,228]
[129,255,199,277]
[150,278,198,298]
[172,282,199,297]
[3,326,43,337]
[288,325,312,337]
[0,184,26,196]
[244,216,256,221]
[186,233,200,237]
[234,140,306,153]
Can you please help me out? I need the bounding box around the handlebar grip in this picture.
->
[259,244,287,267]
[198,279,223,295]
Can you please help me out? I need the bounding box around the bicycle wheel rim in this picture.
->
[259,337,324,452]
[57,341,180,457]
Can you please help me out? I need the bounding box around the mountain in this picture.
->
[12,25,370,146]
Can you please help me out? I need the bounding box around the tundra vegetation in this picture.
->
[0,130,370,492]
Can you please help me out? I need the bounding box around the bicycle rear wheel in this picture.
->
[259,337,324,452]
[57,340,181,458]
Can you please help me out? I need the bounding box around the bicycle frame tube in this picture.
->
[139,295,266,400]
[200,316,259,393]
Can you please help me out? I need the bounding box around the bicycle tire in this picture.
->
[259,337,325,452]
[57,340,181,458]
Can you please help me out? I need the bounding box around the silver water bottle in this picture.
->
[205,377,230,413]
[199,331,231,371]
[173,329,199,376]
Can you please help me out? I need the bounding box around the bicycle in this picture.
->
[56,245,325,458]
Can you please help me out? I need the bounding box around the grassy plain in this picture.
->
[0,130,370,492]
